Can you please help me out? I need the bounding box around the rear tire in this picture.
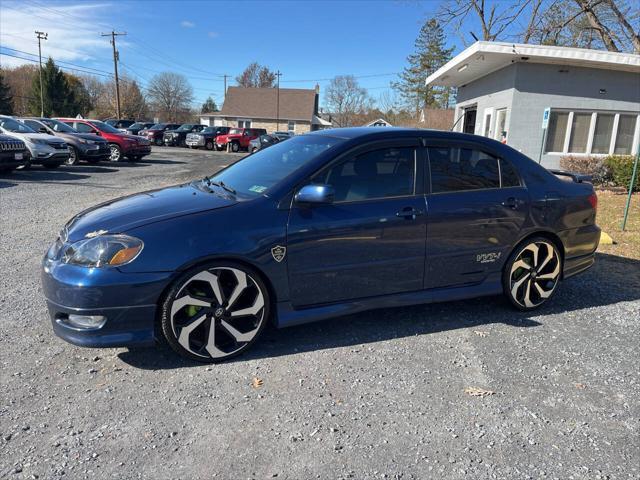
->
[205,141,214,151]
[160,261,270,363]
[503,237,562,311]
[231,142,240,153]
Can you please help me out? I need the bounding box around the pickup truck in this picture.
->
[215,128,267,152]
[185,126,231,150]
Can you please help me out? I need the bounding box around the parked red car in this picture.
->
[215,127,267,152]
[56,118,152,162]
[139,123,182,146]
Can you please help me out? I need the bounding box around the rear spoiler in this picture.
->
[548,169,592,183]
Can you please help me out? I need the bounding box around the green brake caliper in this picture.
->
[186,289,208,317]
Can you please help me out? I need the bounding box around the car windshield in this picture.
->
[177,124,194,132]
[130,122,146,129]
[210,135,344,198]
[201,127,214,134]
[149,123,165,130]
[0,117,36,133]
[89,120,121,134]
[229,128,242,135]
[42,119,76,133]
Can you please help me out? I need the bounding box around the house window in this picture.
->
[483,113,492,137]
[237,119,252,128]
[615,115,638,155]
[545,112,569,153]
[591,114,615,154]
[288,121,295,133]
[545,110,639,156]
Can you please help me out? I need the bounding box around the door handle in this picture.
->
[502,197,518,209]
[396,207,424,220]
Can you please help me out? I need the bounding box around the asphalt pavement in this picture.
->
[0,147,638,479]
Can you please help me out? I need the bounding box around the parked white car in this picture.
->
[0,116,69,169]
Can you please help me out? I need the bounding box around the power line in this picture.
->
[0,46,113,76]
[0,52,113,78]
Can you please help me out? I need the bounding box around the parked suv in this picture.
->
[0,134,29,173]
[215,128,267,152]
[140,123,181,146]
[163,124,207,147]
[57,118,151,162]
[20,118,110,165]
[185,126,230,150]
[125,122,155,136]
[249,133,280,153]
[0,115,69,169]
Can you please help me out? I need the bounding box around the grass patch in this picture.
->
[596,190,639,260]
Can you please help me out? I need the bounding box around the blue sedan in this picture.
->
[42,128,600,362]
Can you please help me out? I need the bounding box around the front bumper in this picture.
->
[163,136,181,146]
[79,144,111,161]
[186,138,205,147]
[123,144,151,156]
[0,151,29,169]
[28,148,70,165]
[42,259,174,348]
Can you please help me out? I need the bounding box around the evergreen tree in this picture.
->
[0,71,14,115]
[201,96,218,113]
[393,18,454,113]
[28,57,81,116]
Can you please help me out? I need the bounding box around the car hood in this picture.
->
[64,182,237,241]
[58,132,108,143]
[6,132,65,143]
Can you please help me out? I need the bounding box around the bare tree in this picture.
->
[324,75,371,127]
[606,0,640,52]
[235,62,277,88]
[147,72,194,122]
[574,0,620,51]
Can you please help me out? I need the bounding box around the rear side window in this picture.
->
[428,147,499,193]
[315,147,416,202]
[500,158,521,187]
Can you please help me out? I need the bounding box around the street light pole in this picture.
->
[35,31,47,117]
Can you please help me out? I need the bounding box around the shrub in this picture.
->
[605,155,639,191]
[559,155,612,185]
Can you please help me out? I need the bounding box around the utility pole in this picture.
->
[275,70,282,131]
[223,74,229,104]
[35,31,47,117]
[101,31,126,118]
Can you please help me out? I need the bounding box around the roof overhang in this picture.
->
[312,115,332,126]
[426,41,640,87]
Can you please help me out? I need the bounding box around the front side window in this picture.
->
[314,147,415,202]
[43,119,77,133]
[22,119,44,131]
[211,135,344,198]
[75,122,96,134]
[545,112,569,153]
[428,147,499,193]
[615,115,637,155]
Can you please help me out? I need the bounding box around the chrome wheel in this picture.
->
[66,146,78,165]
[109,144,121,162]
[165,266,268,361]
[508,240,561,309]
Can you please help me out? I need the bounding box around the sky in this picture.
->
[0,0,484,108]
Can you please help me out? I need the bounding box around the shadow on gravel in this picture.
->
[0,178,17,188]
[113,158,187,167]
[117,252,640,370]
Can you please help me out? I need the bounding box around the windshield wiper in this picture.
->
[203,177,236,195]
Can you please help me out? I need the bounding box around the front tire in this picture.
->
[230,142,240,153]
[205,141,214,151]
[154,138,163,146]
[160,262,270,363]
[66,146,79,165]
[503,237,562,311]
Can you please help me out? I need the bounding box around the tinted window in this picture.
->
[23,120,44,131]
[212,136,343,198]
[75,122,96,134]
[43,119,76,132]
[428,147,499,193]
[88,120,121,133]
[500,158,520,187]
[0,117,36,133]
[315,147,415,202]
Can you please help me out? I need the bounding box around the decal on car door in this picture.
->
[271,245,286,262]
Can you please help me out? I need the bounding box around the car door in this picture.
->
[286,140,427,307]
[424,143,528,289]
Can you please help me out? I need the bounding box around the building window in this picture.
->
[545,112,569,153]
[494,108,507,141]
[238,119,252,128]
[483,112,492,137]
[568,113,591,153]
[615,115,638,155]
[591,114,615,154]
[545,110,639,156]
[288,121,295,133]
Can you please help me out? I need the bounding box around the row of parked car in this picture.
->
[107,118,294,153]
[0,115,153,173]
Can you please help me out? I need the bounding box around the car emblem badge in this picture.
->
[85,229,108,238]
[214,307,224,318]
[271,245,286,263]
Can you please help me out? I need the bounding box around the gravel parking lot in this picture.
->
[1,147,638,480]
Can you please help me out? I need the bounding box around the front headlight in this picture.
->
[61,234,143,267]
[78,139,97,145]
[27,138,48,145]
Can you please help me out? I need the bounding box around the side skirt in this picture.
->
[275,274,503,328]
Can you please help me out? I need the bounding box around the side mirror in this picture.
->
[295,184,334,205]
